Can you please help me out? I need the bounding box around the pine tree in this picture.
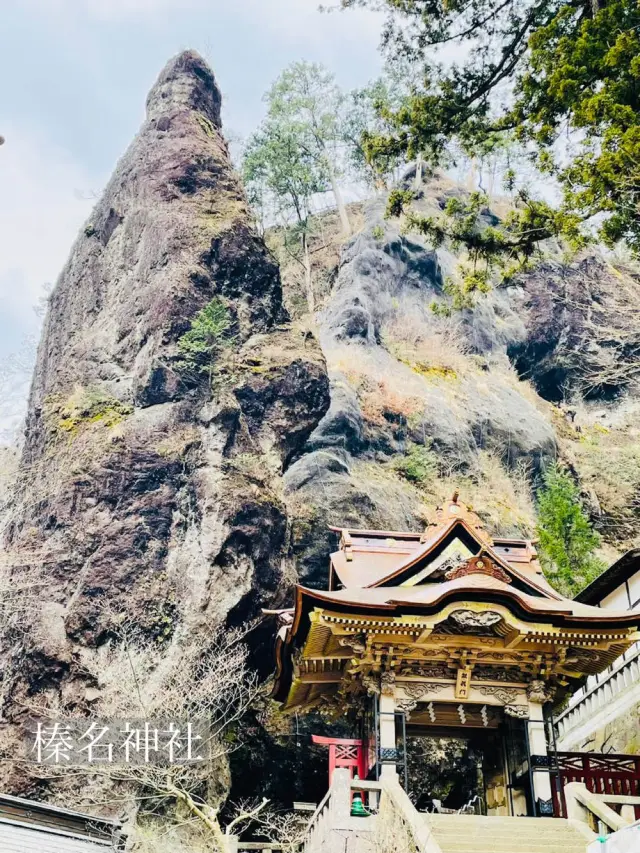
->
[536,465,604,597]
[177,298,231,390]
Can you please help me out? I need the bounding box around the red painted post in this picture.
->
[311,736,366,785]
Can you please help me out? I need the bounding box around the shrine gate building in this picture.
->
[272,495,640,818]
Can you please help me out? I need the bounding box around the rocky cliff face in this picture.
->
[0,51,329,795]
[281,177,640,586]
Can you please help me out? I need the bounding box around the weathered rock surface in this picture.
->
[284,190,557,584]
[279,175,640,586]
[0,51,329,794]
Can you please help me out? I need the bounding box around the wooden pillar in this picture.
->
[379,688,397,778]
[528,697,553,815]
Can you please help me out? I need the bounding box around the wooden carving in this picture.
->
[449,609,503,630]
[445,554,512,584]
[476,685,519,704]
[402,682,447,699]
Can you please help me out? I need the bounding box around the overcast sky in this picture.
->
[0,0,383,428]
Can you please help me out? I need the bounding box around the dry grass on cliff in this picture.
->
[566,405,640,549]
[327,344,430,427]
[429,451,538,537]
[367,450,537,538]
[267,202,365,319]
[381,315,474,382]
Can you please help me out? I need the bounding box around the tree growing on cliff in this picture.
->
[267,61,352,235]
[177,298,231,390]
[243,120,329,313]
[342,0,640,262]
[536,465,604,596]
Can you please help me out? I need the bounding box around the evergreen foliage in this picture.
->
[536,464,604,596]
[177,298,231,388]
[342,1,640,270]
[394,443,437,484]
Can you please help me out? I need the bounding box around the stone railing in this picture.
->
[302,771,376,853]
[563,782,640,836]
[556,649,640,745]
[301,769,442,853]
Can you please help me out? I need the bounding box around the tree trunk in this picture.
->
[467,157,477,192]
[414,152,424,191]
[302,231,314,314]
[328,166,351,235]
[166,782,228,853]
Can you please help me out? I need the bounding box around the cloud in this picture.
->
[244,0,384,48]
[0,124,99,352]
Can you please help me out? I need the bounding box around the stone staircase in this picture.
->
[425,814,591,853]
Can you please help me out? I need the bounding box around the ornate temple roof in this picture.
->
[272,495,640,711]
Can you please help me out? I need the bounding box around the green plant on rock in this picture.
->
[394,443,437,486]
[177,298,231,390]
[54,388,133,438]
[536,464,605,597]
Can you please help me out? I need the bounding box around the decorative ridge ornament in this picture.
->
[422,492,494,545]
[445,554,512,584]
[340,529,354,562]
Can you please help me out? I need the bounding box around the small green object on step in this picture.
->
[351,793,369,817]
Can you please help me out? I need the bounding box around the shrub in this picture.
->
[177,298,231,388]
[357,379,424,427]
[52,387,133,438]
[394,443,437,485]
[536,464,605,596]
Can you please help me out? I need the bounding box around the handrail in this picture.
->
[557,648,640,743]
[563,782,638,834]
[378,774,442,853]
[560,646,640,717]
[301,770,442,853]
[304,786,332,835]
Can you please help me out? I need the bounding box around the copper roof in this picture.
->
[575,548,640,605]
[330,495,551,598]
[294,575,640,626]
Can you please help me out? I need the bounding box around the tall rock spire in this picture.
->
[146,49,222,125]
[1,51,329,796]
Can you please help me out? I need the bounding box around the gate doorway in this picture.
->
[398,702,535,816]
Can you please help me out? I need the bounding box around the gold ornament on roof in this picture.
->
[423,492,493,545]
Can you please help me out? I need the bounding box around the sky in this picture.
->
[0,0,384,433]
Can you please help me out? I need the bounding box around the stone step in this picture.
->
[427,825,584,835]
[434,841,587,853]
[436,839,587,853]
[427,815,566,823]
[426,823,584,836]
[426,820,578,829]
[425,815,589,853]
